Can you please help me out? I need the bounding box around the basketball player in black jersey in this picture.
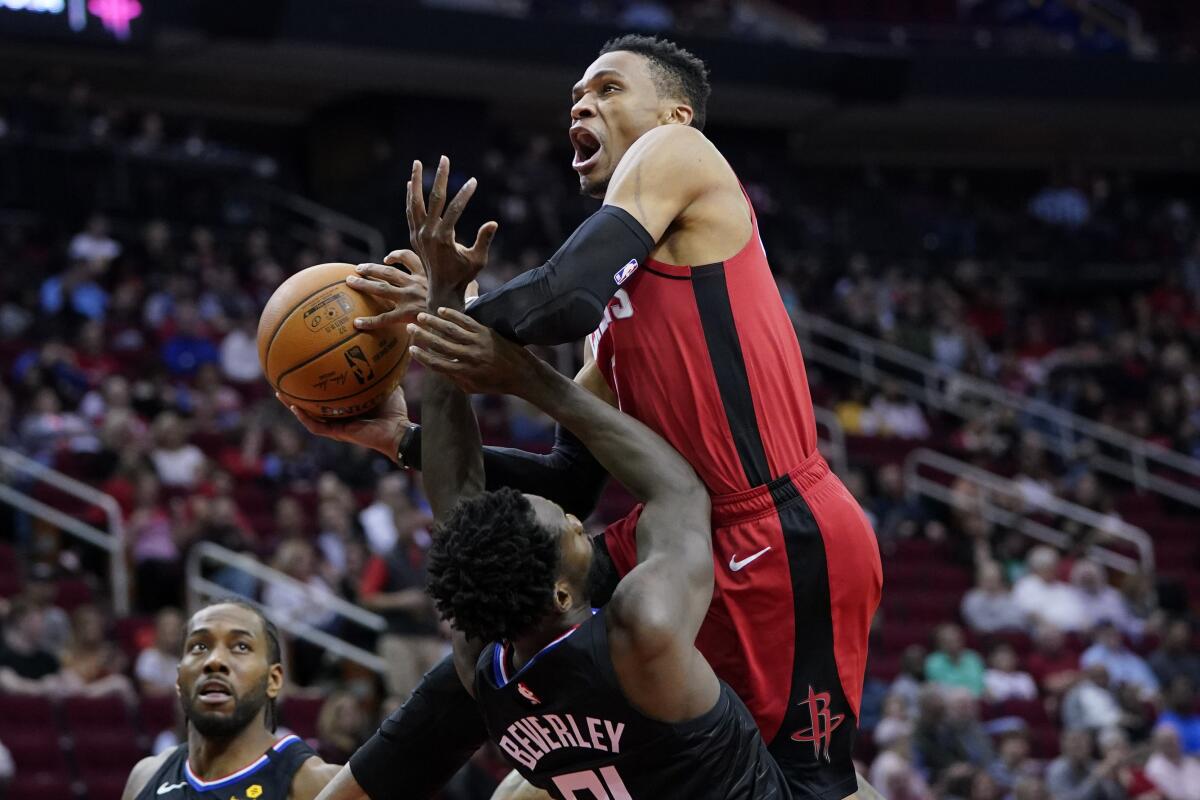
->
[407,299,790,799]
[121,600,341,800]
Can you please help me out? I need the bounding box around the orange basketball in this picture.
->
[257,262,411,419]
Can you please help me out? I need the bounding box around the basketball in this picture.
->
[257,262,411,419]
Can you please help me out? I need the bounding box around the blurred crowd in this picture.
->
[0,83,1199,800]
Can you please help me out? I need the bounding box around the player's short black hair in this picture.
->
[426,488,560,643]
[599,34,711,130]
[192,598,283,732]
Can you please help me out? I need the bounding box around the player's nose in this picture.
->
[201,648,231,673]
[570,96,595,120]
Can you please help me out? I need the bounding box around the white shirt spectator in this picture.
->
[151,444,206,488]
[1145,752,1200,800]
[869,748,932,799]
[869,394,931,439]
[985,668,1039,702]
[220,326,262,383]
[262,576,337,630]
[962,587,1026,633]
[1013,573,1088,632]
[69,230,121,263]
[135,646,178,694]
[1062,677,1123,731]
[359,501,399,556]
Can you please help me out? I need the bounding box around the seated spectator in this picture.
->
[1027,622,1081,697]
[1159,676,1200,756]
[0,598,59,691]
[262,538,338,631]
[1145,724,1200,800]
[875,692,915,749]
[1045,728,1123,800]
[262,423,320,487]
[1013,546,1088,632]
[944,688,994,767]
[56,604,136,701]
[18,386,92,464]
[1081,620,1160,699]
[40,260,109,321]
[1151,618,1200,688]
[69,213,121,263]
[869,732,933,800]
[891,644,928,715]
[989,727,1038,792]
[984,643,1039,703]
[1097,727,1160,799]
[219,312,262,383]
[869,381,931,439]
[869,463,928,547]
[315,691,368,765]
[135,607,184,696]
[961,561,1026,634]
[1063,663,1124,733]
[1116,682,1157,744]
[23,572,71,654]
[925,623,986,697]
[1011,776,1052,800]
[128,470,185,611]
[1071,560,1142,637]
[160,301,219,377]
[359,472,431,556]
[149,411,206,489]
[914,686,993,780]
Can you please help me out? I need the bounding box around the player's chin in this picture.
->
[578,174,609,199]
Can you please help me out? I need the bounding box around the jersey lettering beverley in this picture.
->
[473,609,790,799]
[134,735,315,800]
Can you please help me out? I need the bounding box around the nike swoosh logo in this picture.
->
[158,782,187,795]
[729,546,772,572]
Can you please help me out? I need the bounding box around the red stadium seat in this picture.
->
[62,694,136,734]
[0,693,57,733]
[4,730,69,773]
[8,773,76,799]
[73,731,149,774]
[279,696,324,740]
[82,773,130,800]
[139,694,180,738]
[54,577,95,611]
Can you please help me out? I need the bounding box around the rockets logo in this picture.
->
[517,682,542,706]
[790,686,845,762]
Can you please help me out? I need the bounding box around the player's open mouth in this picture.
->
[197,679,234,705]
[570,128,602,174]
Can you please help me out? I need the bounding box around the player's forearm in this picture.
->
[521,357,704,510]
[465,205,653,345]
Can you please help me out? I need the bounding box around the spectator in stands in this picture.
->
[1011,776,1051,800]
[263,538,338,631]
[914,686,993,779]
[926,623,986,697]
[989,727,1037,793]
[40,260,110,322]
[359,514,442,700]
[1158,676,1200,755]
[128,470,184,611]
[1071,560,1142,637]
[962,561,1026,634]
[160,301,219,378]
[1081,620,1160,699]
[1013,546,1088,632]
[358,472,431,556]
[1099,727,1160,798]
[315,691,368,765]
[868,463,927,547]
[219,312,262,383]
[891,644,928,715]
[23,572,71,654]
[1045,728,1123,800]
[69,213,121,263]
[1145,724,1200,800]
[869,381,931,439]
[57,604,136,701]
[984,642,1038,703]
[0,598,59,691]
[1063,663,1123,733]
[17,386,91,464]
[875,692,915,749]
[1116,682,1157,744]
[262,423,320,488]
[869,732,933,800]
[148,411,206,489]
[1151,618,1200,688]
[135,606,184,696]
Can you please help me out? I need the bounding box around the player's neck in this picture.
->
[511,607,592,669]
[186,721,278,781]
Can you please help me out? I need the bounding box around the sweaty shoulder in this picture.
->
[121,749,174,800]
[288,755,342,800]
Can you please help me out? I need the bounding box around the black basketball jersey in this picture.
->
[473,609,791,800]
[134,734,316,800]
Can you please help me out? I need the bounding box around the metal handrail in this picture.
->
[813,405,848,477]
[797,313,1200,509]
[185,541,390,677]
[903,448,1154,575]
[0,447,129,615]
[250,184,386,261]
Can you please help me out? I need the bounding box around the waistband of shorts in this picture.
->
[710,450,830,526]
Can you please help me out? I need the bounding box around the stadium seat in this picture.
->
[73,731,149,774]
[62,694,136,734]
[139,694,180,738]
[8,773,76,799]
[54,577,95,611]
[0,693,57,733]
[82,773,130,800]
[279,696,324,740]
[4,730,69,773]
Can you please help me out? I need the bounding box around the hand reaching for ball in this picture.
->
[280,385,412,464]
[349,248,480,332]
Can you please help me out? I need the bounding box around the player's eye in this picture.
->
[188,642,206,654]
[602,84,619,95]
[233,641,251,652]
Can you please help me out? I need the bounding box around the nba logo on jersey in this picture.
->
[613,258,639,285]
[517,682,542,705]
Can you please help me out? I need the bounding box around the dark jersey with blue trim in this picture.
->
[134,734,315,800]
[473,608,791,800]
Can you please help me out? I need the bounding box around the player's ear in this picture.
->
[266,662,284,699]
[554,581,574,613]
[660,103,693,127]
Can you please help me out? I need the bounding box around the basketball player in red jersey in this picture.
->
[304,35,882,800]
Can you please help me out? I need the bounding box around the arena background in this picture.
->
[2,1,1200,798]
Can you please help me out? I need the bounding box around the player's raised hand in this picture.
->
[408,156,498,301]
[408,307,539,397]
[279,386,412,463]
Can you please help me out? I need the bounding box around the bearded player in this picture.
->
[121,600,341,800]
[304,34,882,800]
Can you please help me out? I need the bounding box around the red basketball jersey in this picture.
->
[587,194,818,495]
